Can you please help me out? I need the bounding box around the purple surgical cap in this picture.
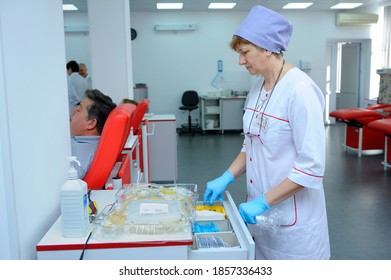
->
[234,5,293,54]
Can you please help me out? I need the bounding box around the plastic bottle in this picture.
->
[248,208,282,237]
[60,156,90,238]
[217,59,223,72]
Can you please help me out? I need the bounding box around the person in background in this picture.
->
[203,5,330,260]
[79,63,92,89]
[120,98,139,106]
[67,60,89,114]
[70,89,116,179]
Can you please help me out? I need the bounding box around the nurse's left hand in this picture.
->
[239,194,270,224]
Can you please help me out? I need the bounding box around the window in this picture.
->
[382,6,391,68]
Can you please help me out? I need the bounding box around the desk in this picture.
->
[36,190,254,260]
[36,190,192,260]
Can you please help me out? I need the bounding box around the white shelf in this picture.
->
[200,96,246,133]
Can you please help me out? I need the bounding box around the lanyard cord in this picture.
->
[247,59,285,136]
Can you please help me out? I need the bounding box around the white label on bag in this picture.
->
[139,203,169,215]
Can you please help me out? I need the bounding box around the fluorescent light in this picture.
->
[208,3,237,9]
[62,4,78,11]
[157,3,183,10]
[283,2,313,9]
[330,3,363,9]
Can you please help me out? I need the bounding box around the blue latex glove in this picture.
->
[239,194,270,224]
[203,171,234,205]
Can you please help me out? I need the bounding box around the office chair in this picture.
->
[83,103,137,190]
[179,90,199,136]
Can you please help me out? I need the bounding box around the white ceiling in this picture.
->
[64,0,391,13]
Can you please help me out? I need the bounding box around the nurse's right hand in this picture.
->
[203,170,234,205]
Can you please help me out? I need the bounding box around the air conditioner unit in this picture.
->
[336,13,379,26]
[64,25,89,33]
[154,24,197,32]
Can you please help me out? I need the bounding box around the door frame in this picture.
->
[325,39,372,124]
[340,42,361,109]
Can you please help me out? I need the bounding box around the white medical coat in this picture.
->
[68,72,89,114]
[242,68,330,259]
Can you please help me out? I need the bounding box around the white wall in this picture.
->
[88,0,134,104]
[64,13,91,68]
[65,9,382,127]
[0,0,70,259]
[0,34,13,259]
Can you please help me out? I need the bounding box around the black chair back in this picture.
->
[182,90,199,107]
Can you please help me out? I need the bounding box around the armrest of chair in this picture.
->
[104,153,130,189]
[329,108,383,119]
[117,153,131,185]
[329,108,385,126]
[368,118,391,136]
[367,103,391,110]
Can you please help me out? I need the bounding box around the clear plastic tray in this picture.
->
[92,183,198,238]
[195,232,240,249]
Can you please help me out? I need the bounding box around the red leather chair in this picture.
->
[83,103,137,190]
[368,118,391,170]
[130,99,150,135]
[329,107,387,157]
[366,103,391,110]
[123,99,150,179]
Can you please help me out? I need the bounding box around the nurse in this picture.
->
[203,5,330,260]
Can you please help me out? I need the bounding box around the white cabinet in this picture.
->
[200,96,246,133]
[145,115,177,183]
[200,97,221,132]
[221,97,246,133]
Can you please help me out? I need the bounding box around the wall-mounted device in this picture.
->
[300,60,312,71]
[64,25,88,33]
[336,13,378,26]
[154,24,197,32]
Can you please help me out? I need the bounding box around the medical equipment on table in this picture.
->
[91,183,198,239]
[36,190,254,259]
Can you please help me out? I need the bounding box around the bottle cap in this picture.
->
[67,156,81,179]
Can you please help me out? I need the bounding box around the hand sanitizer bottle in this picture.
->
[60,156,90,238]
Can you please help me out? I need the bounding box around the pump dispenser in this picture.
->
[60,156,90,238]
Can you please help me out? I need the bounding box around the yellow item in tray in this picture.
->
[196,205,227,216]
[196,205,227,217]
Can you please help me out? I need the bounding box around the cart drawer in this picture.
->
[188,191,254,260]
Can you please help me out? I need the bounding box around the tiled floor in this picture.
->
[176,123,391,260]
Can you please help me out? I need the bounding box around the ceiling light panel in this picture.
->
[330,3,363,9]
[157,3,184,10]
[283,2,313,9]
[63,4,78,11]
[208,3,237,9]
